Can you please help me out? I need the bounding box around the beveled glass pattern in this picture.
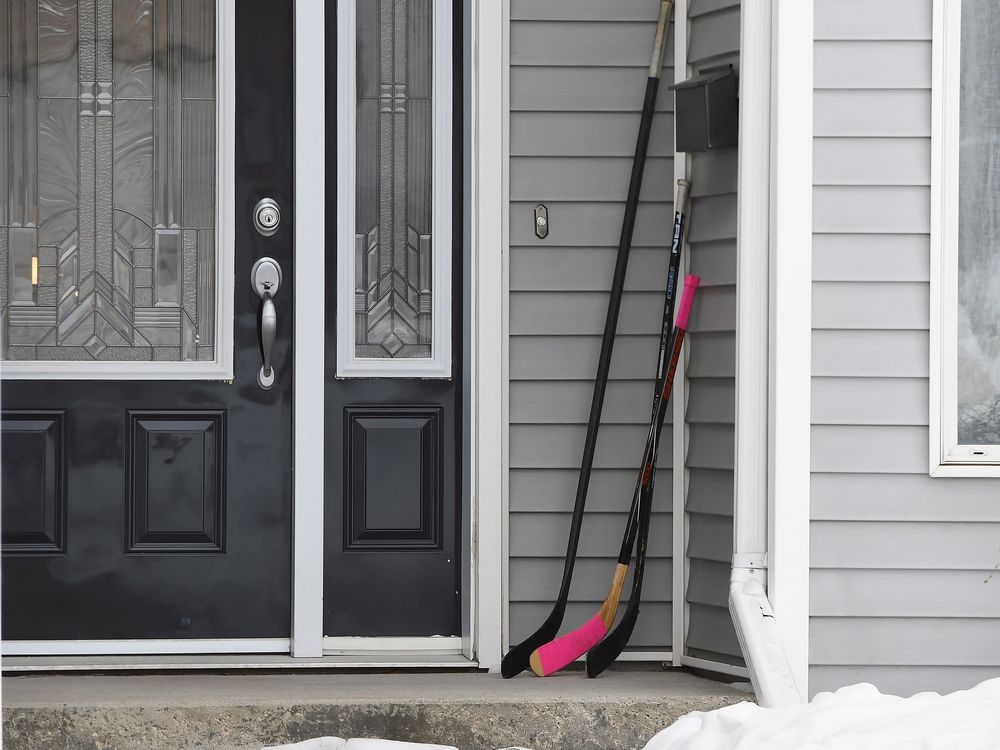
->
[1,0,217,362]
[957,0,1000,443]
[355,0,433,359]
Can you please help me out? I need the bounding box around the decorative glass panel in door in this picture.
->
[1,0,224,371]
[337,0,452,377]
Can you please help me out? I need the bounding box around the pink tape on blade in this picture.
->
[536,614,608,676]
[675,274,700,330]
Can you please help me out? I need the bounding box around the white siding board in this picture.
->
[509,291,676,336]
[510,380,666,424]
[810,618,1000,666]
[509,469,672,514]
[812,377,928,426]
[689,240,738,286]
[511,0,668,22]
[811,473,1000,522]
[510,68,675,112]
[813,186,929,234]
[810,425,929,474]
[814,91,931,138]
[686,469,736,516]
[510,113,675,157]
[810,666,1000,698]
[812,282,928,331]
[812,521,1000,570]
[508,513,671,559]
[510,424,674,469]
[812,330,928,378]
[814,0,932,41]
[511,157,674,203]
[687,378,736,424]
[509,336,661,380]
[813,137,930,186]
[510,558,672,601]
[812,235,930,282]
[687,332,736,378]
[814,41,931,90]
[510,247,672,292]
[688,7,741,63]
[510,202,672,246]
[510,22,675,67]
[810,570,1000,618]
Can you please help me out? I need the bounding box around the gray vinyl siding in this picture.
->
[507,1,677,652]
[682,0,742,667]
[811,0,1000,697]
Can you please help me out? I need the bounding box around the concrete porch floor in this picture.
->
[2,666,751,750]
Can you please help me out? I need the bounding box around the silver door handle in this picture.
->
[251,257,282,389]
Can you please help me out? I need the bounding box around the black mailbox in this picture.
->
[671,65,738,152]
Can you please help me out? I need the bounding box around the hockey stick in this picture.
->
[586,275,700,677]
[500,0,676,679]
[528,180,692,677]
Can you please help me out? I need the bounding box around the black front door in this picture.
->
[1,0,294,641]
[322,0,462,637]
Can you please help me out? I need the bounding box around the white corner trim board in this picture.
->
[766,0,812,702]
[471,0,509,671]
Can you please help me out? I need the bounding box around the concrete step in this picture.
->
[2,667,750,750]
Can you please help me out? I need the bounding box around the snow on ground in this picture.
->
[642,678,1000,750]
[266,679,1000,750]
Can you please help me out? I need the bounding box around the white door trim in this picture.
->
[290,0,327,658]
[2,639,291,656]
[470,0,509,672]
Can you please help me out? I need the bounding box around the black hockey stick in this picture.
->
[587,275,700,677]
[528,180,691,676]
[500,0,676,679]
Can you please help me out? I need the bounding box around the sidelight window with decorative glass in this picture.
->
[336,0,453,378]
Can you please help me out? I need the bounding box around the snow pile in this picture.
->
[643,678,1000,750]
[266,739,456,750]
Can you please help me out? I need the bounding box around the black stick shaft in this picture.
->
[616,182,690,565]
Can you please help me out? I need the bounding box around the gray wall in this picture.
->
[508,0,678,652]
[812,0,1000,696]
[682,0,742,667]
[507,0,742,662]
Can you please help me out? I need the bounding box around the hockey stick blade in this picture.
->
[588,277,700,678]
[528,563,628,676]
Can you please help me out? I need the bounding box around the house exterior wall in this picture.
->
[811,0,1000,696]
[507,0,678,652]
[505,0,742,661]
[682,0,742,667]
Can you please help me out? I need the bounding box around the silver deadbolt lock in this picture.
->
[252,198,281,237]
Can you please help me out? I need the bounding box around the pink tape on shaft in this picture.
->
[675,274,700,330]
[536,614,608,676]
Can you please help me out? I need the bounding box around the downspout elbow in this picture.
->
[729,565,803,708]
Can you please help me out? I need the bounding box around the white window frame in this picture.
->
[929,0,1000,476]
[1,0,236,381]
[335,0,453,379]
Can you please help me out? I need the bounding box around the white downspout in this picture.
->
[730,0,802,708]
